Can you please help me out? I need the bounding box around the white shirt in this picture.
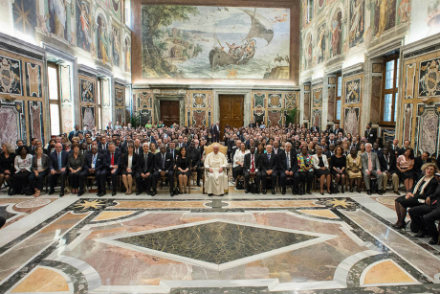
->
[233,150,249,168]
[128,155,133,169]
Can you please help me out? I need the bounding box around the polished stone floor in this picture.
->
[0,186,439,294]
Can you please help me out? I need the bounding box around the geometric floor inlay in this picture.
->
[118,221,317,264]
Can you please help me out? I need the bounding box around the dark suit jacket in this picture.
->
[365,128,377,144]
[244,152,260,172]
[136,152,155,174]
[414,178,438,200]
[167,148,178,161]
[119,153,140,172]
[414,157,433,174]
[31,154,50,172]
[49,151,68,170]
[188,147,202,167]
[98,142,109,153]
[84,152,107,172]
[154,152,174,172]
[258,152,278,172]
[104,150,121,171]
[378,152,397,173]
[278,149,298,172]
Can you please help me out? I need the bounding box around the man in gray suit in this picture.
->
[362,143,384,195]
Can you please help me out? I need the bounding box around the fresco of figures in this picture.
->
[11,0,130,73]
[141,5,290,80]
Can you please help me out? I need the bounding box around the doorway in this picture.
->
[219,95,244,137]
[160,100,180,127]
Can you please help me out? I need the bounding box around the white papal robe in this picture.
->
[204,151,228,195]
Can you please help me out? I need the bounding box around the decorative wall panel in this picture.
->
[0,100,26,145]
[0,55,22,95]
[416,105,439,156]
[402,103,413,143]
[419,58,440,97]
[344,107,360,136]
[312,88,322,108]
[81,106,96,129]
[25,63,42,98]
[345,79,361,104]
[404,63,416,99]
[28,101,44,143]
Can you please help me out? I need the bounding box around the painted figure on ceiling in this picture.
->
[77,0,92,51]
[49,0,67,39]
[97,16,110,64]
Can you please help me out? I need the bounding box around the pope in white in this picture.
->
[204,144,228,196]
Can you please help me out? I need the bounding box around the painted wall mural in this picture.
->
[349,0,365,48]
[46,0,72,42]
[141,5,290,80]
[111,24,121,67]
[76,0,93,52]
[372,0,397,38]
[0,56,22,95]
[330,10,342,58]
[313,88,322,108]
[13,0,37,35]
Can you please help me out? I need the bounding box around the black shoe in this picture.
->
[306,190,311,194]
[271,189,276,195]
[78,190,84,197]
[48,189,54,195]
[59,192,64,197]
[394,191,400,195]
[428,238,439,245]
[367,190,372,195]
[245,189,249,194]
[151,190,157,196]
[378,190,384,195]
[350,187,354,192]
[8,188,14,195]
[262,189,267,195]
[170,191,174,197]
[415,231,426,238]
[282,188,286,195]
[341,187,345,193]
[112,191,117,196]
[208,193,213,197]
[136,191,142,195]
[97,192,104,197]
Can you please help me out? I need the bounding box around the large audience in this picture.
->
[0,121,439,244]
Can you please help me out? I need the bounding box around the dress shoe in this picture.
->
[262,189,267,195]
[112,191,117,196]
[136,191,142,195]
[208,193,213,197]
[282,188,286,195]
[394,191,400,195]
[392,223,406,229]
[271,189,276,195]
[415,231,426,238]
[8,188,14,195]
[59,192,64,197]
[245,189,249,194]
[97,192,104,197]
[48,190,54,195]
[378,190,384,195]
[306,190,311,194]
[428,238,439,245]
[78,190,84,197]
[367,190,371,195]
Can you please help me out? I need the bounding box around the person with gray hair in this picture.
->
[361,143,384,195]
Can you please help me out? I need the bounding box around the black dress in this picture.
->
[315,156,330,176]
[176,156,191,177]
[0,153,15,174]
[331,155,346,176]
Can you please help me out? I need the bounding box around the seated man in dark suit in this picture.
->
[103,142,121,195]
[154,144,175,196]
[378,146,400,195]
[48,143,69,196]
[136,143,156,195]
[278,142,298,194]
[83,144,107,196]
[188,140,203,186]
[243,145,260,194]
[258,145,278,194]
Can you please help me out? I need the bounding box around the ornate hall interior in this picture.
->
[0,0,440,294]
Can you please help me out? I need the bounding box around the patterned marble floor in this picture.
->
[0,189,439,294]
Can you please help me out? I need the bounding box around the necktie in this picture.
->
[268,153,271,160]
[58,152,62,170]
[92,154,97,167]
[162,154,166,169]
[287,153,290,169]
[251,155,255,173]
[111,153,115,166]
[368,153,373,171]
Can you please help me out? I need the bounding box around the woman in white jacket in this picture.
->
[312,145,332,195]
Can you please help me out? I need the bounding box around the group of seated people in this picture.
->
[0,123,438,199]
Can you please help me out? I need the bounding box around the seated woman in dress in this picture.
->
[331,146,347,193]
[346,147,362,192]
[67,144,85,196]
[233,142,247,185]
[30,146,50,197]
[120,144,138,195]
[397,148,415,192]
[312,145,331,195]
[176,147,191,194]
[12,146,33,195]
[393,162,438,229]
[295,146,314,195]
[0,143,15,194]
